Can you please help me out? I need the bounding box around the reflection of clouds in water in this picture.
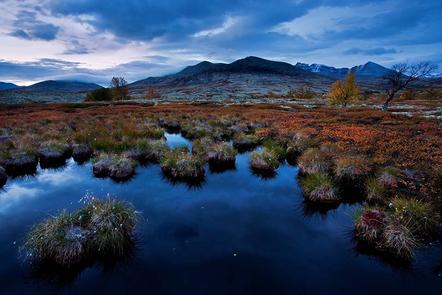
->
[37,164,83,186]
[0,184,41,213]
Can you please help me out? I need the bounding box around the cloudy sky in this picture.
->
[0,0,441,85]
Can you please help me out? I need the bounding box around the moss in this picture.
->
[299,173,340,203]
[24,198,137,267]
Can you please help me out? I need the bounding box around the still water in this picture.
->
[0,134,440,294]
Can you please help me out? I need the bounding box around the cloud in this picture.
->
[344,47,398,55]
[193,16,240,38]
[0,0,441,84]
[8,9,60,41]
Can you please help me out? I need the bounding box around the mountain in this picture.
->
[22,80,102,93]
[0,82,19,90]
[129,56,331,100]
[0,80,102,104]
[295,61,393,79]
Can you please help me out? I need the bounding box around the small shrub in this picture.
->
[365,177,387,204]
[299,173,340,203]
[85,88,112,102]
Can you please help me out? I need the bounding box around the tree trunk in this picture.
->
[382,93,395,111]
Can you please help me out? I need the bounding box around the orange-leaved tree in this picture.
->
[328,72,360,107]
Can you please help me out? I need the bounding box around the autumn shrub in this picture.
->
[334,154,373,185]
[328,72,360,107]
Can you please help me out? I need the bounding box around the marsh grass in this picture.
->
[160,148,205,181]
[249,148,280,174]
[232,133,259,152]
[298,148,332,175]
[299,173,340,203]
[24,199,137,267]
[206,142,237,172]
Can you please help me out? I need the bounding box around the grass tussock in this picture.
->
[24,198,137,267]
[232,133,259,152]
[250,148,280,173]
[160,148,205,181]
[355,197,440,260]
[207,142,237,167]
[298,148,332,175]
[299,172,340,203]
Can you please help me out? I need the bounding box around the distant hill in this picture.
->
[295,61,393,79]
[0,82,19,90]
[0,80,102,104]
[21,80,102,93]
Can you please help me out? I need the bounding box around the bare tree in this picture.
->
[110,77,129,100]
[382,62,437,110]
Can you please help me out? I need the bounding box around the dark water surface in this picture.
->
[0,134,440,294]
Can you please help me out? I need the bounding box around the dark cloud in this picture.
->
[9,9,60,41]
[63,40,93,55]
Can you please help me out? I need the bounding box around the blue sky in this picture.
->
[0,0,441,85]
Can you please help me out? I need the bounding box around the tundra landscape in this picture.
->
[0,0,441,294]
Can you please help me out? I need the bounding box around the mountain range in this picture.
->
[1,57,397,103]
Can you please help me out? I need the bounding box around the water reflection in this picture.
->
[0,133,440,294]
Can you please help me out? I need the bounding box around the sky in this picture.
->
[0,0,441,86]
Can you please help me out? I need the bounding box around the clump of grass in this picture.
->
[192,137,214,159]
[299,173,340,203]
[249,148,280,173]
[297,148,332,175]
[286,136,319,164]
[207,142,237,172]
[381,218,419,259]
[355,207,386,243]
[390,197,439,237]
[354,197,440,260]
[364,167,402,204]
[232,133,259,152]
[365,177,387,203]
[160,148,205,181]
[181,123,212,140]
[126,139,169,163]
[24,198,137,267]
[92,154,136,181]
[262,139,286,162]
[143,125,164,139]
[334,155,373,185]
[78,199,137,256]
[158,118,180,133]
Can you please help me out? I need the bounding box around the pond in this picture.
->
[0,134,440,294]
